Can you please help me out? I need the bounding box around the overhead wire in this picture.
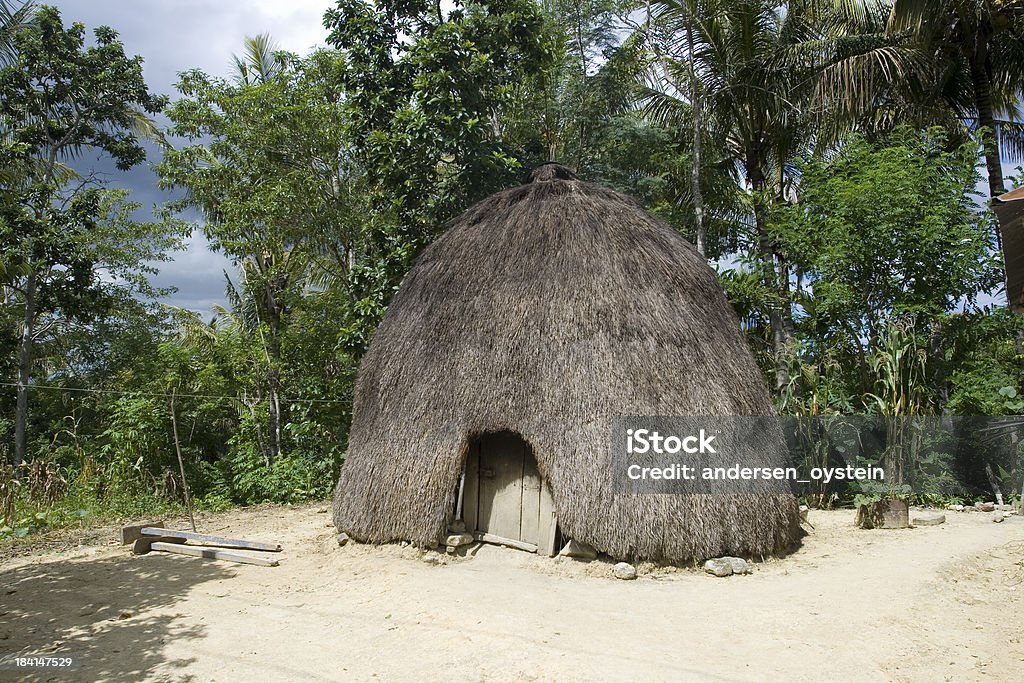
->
[0,381,350,405]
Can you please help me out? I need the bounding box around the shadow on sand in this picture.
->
[0,549,235,682]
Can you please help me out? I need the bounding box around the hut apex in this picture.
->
[529,162,577,183]
[332,165,802,564]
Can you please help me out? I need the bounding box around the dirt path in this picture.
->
[2,505,1022,682]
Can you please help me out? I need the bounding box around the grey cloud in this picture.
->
[150,232,235,315]
[44,0,331,315]
[49,0,330,97]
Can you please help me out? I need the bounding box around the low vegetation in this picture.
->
[2,1,1023,538]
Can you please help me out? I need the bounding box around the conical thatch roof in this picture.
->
[333,164,801,563]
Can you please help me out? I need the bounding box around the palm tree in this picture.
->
[221,250,311,467]
[3,6,167,466]
[890,0,1024,198]
[640,0,822,388]
[887,1,1024,315]
[162,35,318,466]
[639,0,923,387]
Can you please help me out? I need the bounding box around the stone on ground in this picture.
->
[722,556,751,574]
[704,558,734,577]
[612,562,637,580]
[421,551,444,565]
[559,539,598,560]
[912,512,945,526]
[445,532,474,547]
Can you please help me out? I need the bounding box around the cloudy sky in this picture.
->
[48,0,333,313]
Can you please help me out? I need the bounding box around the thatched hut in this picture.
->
[333,163,801,563]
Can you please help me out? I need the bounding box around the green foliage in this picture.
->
[324,0,555,277]
[944,310,1024,416]
[98,396,171,494]
[159,41,364,473]
[0,6,166,174]
[0,1,36,68]
[890,0,1024,196]
[743,128,1018,501]
[0,510,51,539]
[0,5,180,465]
[866,317,931,417]
[0,451,183,540]
[773,129,1000,341]
[753,128,1006,410]
[160,48,359,272]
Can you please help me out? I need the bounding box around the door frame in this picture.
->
[460,431,558,556]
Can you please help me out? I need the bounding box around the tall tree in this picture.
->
[159,44,361,465]
[323,0,554,263]
[526,0,626,170]
[889,1,1024,318]
[641,0,818,387]
[771,128,1002,394]
[0,7,169,465]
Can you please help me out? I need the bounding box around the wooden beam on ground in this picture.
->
[121,522,165,545]
[132,536,186,555]
[985,463,1005,506]
[149,542,280,567]
[472,531,538,553]
[141,527,281,552]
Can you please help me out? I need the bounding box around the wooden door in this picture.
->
[462,432,557,555]
[477,432,526,540]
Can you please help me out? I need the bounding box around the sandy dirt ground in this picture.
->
[1,504,1023,682]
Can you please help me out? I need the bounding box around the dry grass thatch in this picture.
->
[333,165,801,563]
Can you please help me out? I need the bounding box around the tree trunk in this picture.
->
[267,366,281,466]
[14,269,36,467]
[265,302,282,467]
[685,12,706,257]
[984,462,1004,506]
[968,20,1021,321]
[170,389,197,532]
[969,28,1005,198]
[258,264,285,467]
[747,155,790,390]
[777,252,796,347]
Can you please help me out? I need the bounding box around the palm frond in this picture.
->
[886,0,947,33]
[232,33,282,85]
[0,0,36,67]
[162,304,219,348]
[127,107,170,150]
[997,121,1024,163]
